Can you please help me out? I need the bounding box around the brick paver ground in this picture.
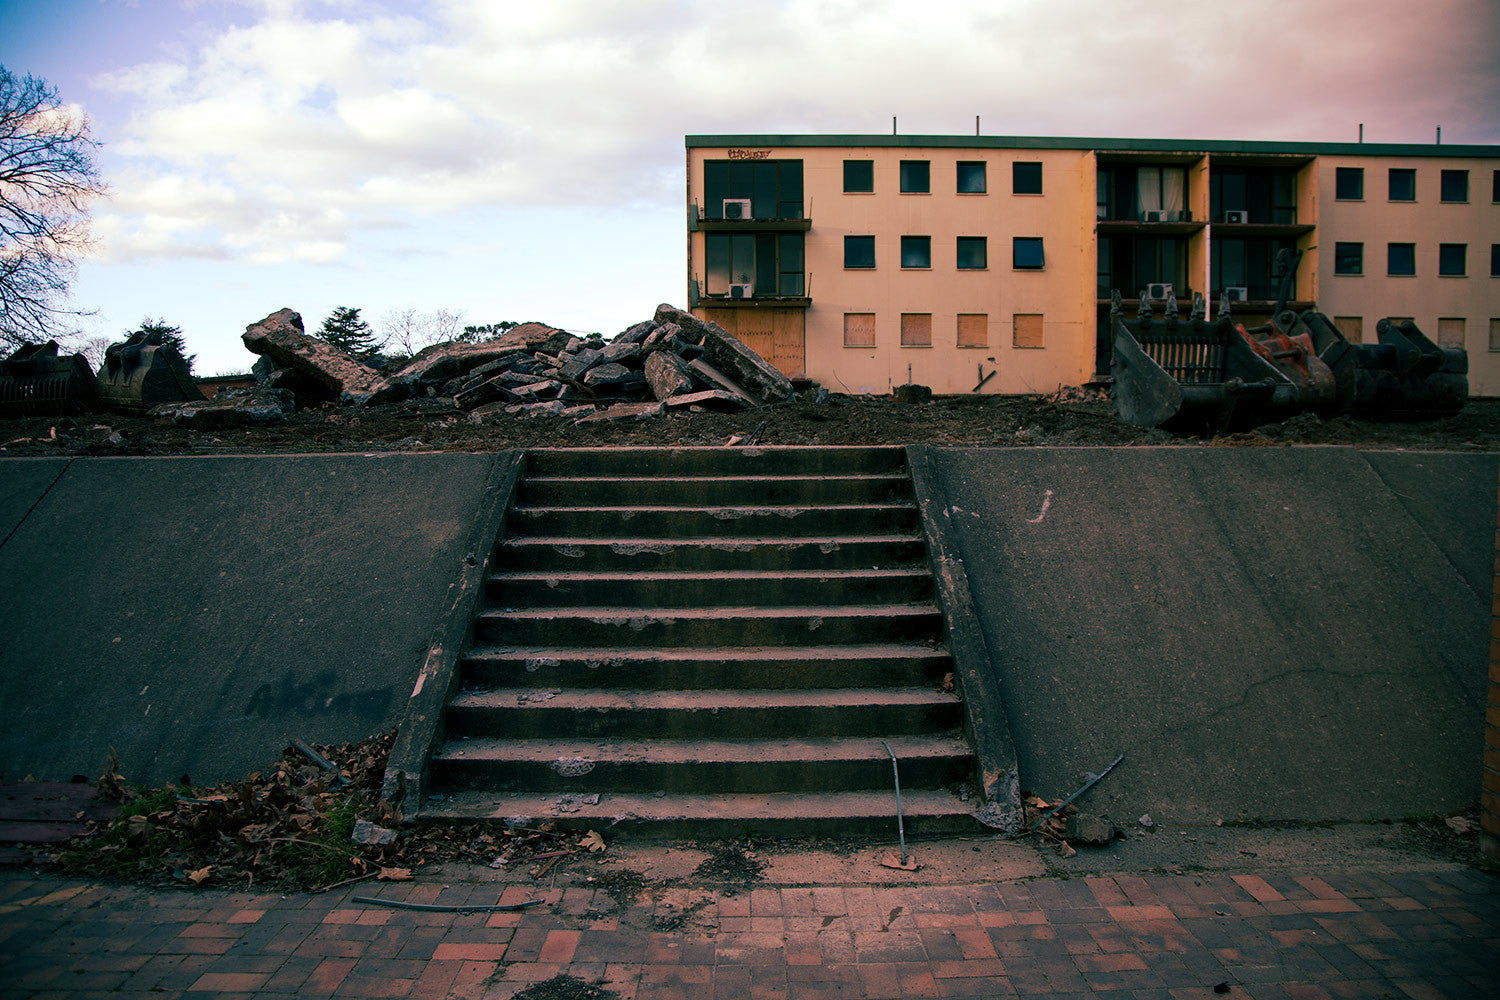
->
[1,869,1495,998]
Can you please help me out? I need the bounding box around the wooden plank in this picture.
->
[0,820,85,844]
[771,309,805,378]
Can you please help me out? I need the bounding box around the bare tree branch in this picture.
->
[0,64,106,350]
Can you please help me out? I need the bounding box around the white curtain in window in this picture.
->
[1163,169,1186,216]
[1137,167,1162,212]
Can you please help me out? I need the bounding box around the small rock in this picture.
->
[1138,813,1154,829]
[1065,813,1116,846]
[352,819,398,846]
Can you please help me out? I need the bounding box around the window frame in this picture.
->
[1438,243,1466,277]
[1388,168,1416,202]
[899,313,932,348]
[1013,314,1044,349]
[843,159,874,194]
[1335,167,1364,200]
[1491,243,1500,278]
[956,236,988,270]
[1012,237,1045,271]
[1012,161,1043,195]
[956,161,986,194]
[843,235,876,270]
[843,312,876,348]
[1387,242,1416,276]
[899,160,930,194]
[956,313,987,349]
[1439,169,1469,203]
[1333,242,1363,276]
[900,235,932,269]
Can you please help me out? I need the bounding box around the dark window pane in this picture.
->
[1013,237,1045,270]
[843,159,873,193]
[844,235,875,269]
[900,160,929,193]
[1492,243,1500,277]
[1013,161,1043,195]
[753,162,777,220]
[956,236,987,269]
[956,161,986,193]
[705,234,730,295]
[1494,169,1500,202]
[777,161,803,219]
[1387,242,1415,275]
[779,232,804,296]
[1334,242,1363,275]
[900,235,931,268]
[1440,170,1468,203]
[1439,243,1466,276]
[1335,167,1363,200]
[704,161,728,219]
[1389,168,1416,201]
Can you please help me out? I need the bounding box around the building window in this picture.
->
[1334,242,1363,275]
[956,161,986,194]
[1335,167,1363,200]
[1098,164,1188,221]
[1013,161,1043,195]
[843,160,873,193]
[1491,319,1500,352]
[1492,244,1499,277]
[957,314,987,348]
[1439,243,1466,276]
[956,236,987,270]
[844,235,875,269]
[1013,314,1043,348]
[900,160,930,193]
[703,159,803,220]
[1388,168,1416,201]
[1437,318,1465,349]
[1440,170,1468,203]
[843,313,875,348]
[1013,237,1045,270]
[1387,242,1416,276]
[1494,169,1500,202]
[900,313,932,347]
[1211,167,1297,223]
[901,235,931,269]
[704,232,805,296]
[1333,316,1363,344]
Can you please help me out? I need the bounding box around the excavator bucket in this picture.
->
[1348,318,1468,420]
[0,341,100,417]
[95,331,202,413]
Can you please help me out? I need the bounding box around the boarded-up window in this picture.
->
[843,313,875,348]
[901,313,932,347]
[1013,314,1044,348]
[1490,319,1500,352]
[1438,318,1465,349]
[957,314,987,348]
[1333,316,1363,344]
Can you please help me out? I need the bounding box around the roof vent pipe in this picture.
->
[976,115,980,136]
[1358,123,1363,143]
[892,116,897,135]
[1436,125,1442,144]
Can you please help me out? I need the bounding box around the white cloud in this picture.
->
[85,0,1500,266]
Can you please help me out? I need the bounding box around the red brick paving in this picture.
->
[0,869,1495,997]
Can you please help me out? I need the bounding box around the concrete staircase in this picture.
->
[422,446,979,836]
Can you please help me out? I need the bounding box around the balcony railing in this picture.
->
[689,199,813,231]
[688,277,813,309]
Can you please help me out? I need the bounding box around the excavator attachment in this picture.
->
[0,341,100,417]
[95,331,201,413]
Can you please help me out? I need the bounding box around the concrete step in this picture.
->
[524,446,910,479]
[517,474,912,508]
[495,535,926,573]
[459,643,953,690]
[445,687,963,739]
[472,604,945,648]
[421,788,983,838]
[428,735,975,794]
[508,503,919,539]
[486,568,933,609]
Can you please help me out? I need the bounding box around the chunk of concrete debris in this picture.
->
[655,303,793,404]
[893,383,933,404]
[149,389,295,428]
[599,341,642,365]
[615,319,656,344]
[557,347,604,381]
[351,819,399,846]
[582,363,639,388]
[640,321,682,355]
[663,389,751,411]
[687,358,760,408]
[242,309,382,402]
[1064,813,1116,846]
[574,401,664,424]
[644,350,695,401]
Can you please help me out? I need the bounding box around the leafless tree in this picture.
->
[0,66,106,351]
[378,307,470,359]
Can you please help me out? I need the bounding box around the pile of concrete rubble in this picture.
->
[158,303,794,428]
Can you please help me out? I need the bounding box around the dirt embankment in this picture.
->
[2,393,1498,456]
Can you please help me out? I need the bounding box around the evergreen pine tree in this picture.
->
[318,306,380,359]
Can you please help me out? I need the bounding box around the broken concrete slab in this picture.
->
[640,322,682,355]
[687,358,761,408]
[557,348,604,382]
[599,341,642,365]
[655,303,793,404]
[149,389,295,428]
[645,351,695,402]
[663,389,752,411]
[582,363,636,387]
[241,309,383,402]
[615,320,655,345]
[574,401,664,424]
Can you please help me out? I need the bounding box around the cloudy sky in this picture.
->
[4,0,1498,374]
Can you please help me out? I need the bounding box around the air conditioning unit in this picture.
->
[1145,282,1174,302]
[1224,286,1249,302]
[1142,210,1167,223]
[1223,210,1248,224]
[722,198,753,220]
[728,283,753,299]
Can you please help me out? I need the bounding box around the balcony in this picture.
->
[689,278,811,310]
[689,201,812,232]
[1096,209,1204,237]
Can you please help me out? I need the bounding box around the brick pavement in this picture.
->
[0,868,1496,998]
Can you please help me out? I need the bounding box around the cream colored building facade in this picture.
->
[684,135,1500,396]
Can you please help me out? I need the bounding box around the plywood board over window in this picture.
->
[957,314,987,348]
[901,313,932,347]
[1013,314,1044,348]
[1333,316,1363,344]
[1438,318,1466,349]
[844,313,875,348]
[1490,319,1500,352]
